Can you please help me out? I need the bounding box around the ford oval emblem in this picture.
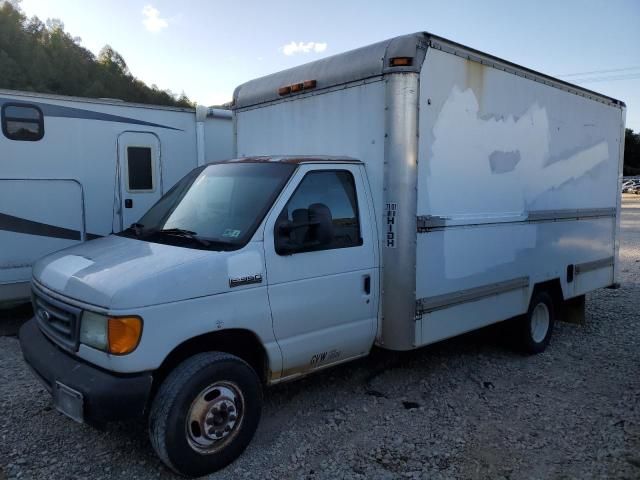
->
[38,309,51,322]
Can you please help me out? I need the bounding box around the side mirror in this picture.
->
[275,209,307,255]
[275,219,295,255]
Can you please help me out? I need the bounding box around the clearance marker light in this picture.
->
[278,79,317,96]
[390,57,413,67]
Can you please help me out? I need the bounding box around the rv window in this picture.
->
[1,104,44,141]
[276,170,363,255]
[127,146,154,191]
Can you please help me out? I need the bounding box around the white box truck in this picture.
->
[19,32,625,477]
[0,89,233,307]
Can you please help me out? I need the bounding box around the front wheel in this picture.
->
[149,352,262,477]
[517,291,555,354]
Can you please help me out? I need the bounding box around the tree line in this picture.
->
[0,1,193,107]
[625,129,640,176]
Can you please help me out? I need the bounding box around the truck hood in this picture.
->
[32,235,265,310]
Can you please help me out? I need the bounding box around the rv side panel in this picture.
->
[0,179,84,302]
[0,91,205,304]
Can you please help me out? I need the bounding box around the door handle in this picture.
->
[363,275,371,295]
[125,199,133,208]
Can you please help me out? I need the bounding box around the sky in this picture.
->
[17,0,640,130]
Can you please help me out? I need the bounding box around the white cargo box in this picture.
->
[233,32,625,351]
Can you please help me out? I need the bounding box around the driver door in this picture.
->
[263,164,378,379]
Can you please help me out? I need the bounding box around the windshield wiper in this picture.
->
[158,228,211,247]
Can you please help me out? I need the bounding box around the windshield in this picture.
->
[119,162,296,250]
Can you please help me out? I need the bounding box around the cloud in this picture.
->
[142,5,168,32]
[281,41,327,56]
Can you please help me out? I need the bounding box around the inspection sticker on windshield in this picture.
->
[222,229,242,238]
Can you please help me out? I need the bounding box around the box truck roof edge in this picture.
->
[232,31,625,111]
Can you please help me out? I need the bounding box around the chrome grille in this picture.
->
[32,287,81,352]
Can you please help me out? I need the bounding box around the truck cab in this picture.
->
[20,156,379,477]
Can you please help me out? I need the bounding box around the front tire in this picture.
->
[149,352,262,477]
[517,291,555,354]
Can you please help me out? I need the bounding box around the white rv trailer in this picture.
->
[18,33,624,476]
[0,90,233,306]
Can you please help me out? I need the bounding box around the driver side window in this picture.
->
[275,170,362,255]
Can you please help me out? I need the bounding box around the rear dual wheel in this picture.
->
[517,291,555,354]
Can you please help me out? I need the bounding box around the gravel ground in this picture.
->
[1,196,639,480]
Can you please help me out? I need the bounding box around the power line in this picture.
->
[558,66,640,78]
[572,73,640,84]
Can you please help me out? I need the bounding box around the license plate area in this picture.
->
[54,381,84,423]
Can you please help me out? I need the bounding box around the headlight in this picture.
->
[80,311,108,351]
[80,311,143,355]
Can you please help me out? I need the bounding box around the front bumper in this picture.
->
[19,318,153,425]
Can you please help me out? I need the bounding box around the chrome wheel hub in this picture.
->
[186,382,244,453]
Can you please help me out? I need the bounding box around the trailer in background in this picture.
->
[0,90,232,306]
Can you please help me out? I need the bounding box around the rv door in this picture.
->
[117,132,162,230]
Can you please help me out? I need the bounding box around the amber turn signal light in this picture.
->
[108,316,143,355]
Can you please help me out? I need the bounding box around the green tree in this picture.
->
[624,129,640,176]
[0,2,194,107]
[98,45,130,76]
